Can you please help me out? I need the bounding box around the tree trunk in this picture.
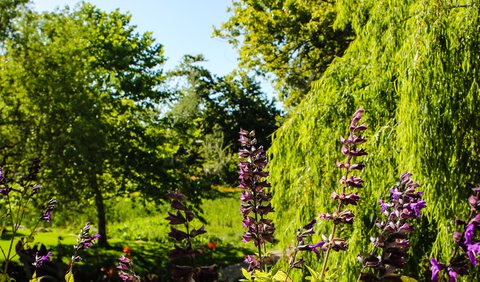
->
[92,178,108,247]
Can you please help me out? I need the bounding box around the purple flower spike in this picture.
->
[244,254,260,271]
[349,108,364,131]
[465,223,475,245]
[320,107,369,280]
[430,182,480,281]
[40,199,57,222]
[430,258,445,281]
[238,129,275,271]
[360,173,425,280]
[117,255,140,282]
[467,243,480,265]
[33,251,51,268]
[448,268,458,282]
[67,222,100,274]
[298,241,325,258]
[410,199,426,217]
[378,199,392,213]
[74,222,100,253]
[303,219,317,230]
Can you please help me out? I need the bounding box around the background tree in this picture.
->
[215,0,354,107]
[167,55,280,184]
[0,3,167,246]
[0,0,29,42]
[269,0,480,280]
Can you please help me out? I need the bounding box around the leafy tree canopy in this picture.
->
[166,55,280,184]
[0,0,29,41]
[0,3,167,246]
[215,0,354,108]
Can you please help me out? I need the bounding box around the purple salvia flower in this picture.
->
[331,192,360,205]
[31,184,42,195]
[300,219,317,236]
[74,222,100,253]
[448,268,458,282]
[33,251,51,268]
[430,258,445,281]
[430,183,480,280]
[329,238,348,251]
[453,231,462,244]
[117,255,140,282]
[465,223,475,245]
[398,222,413,234]
[298,241,325,258]
[67,222,100,274]
[359,173,425,280]
[378,199,392,213]
[238,129,275,271]
[467,243,480,265]
[166,190,213,280]
[342,175,364,188]
[244,255,260,271]
[410,199,426,217]
[40,199,57,222]
[319,108,368,280]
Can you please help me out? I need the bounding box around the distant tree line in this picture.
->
[0,1,279,246]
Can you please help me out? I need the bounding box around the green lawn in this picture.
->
[0,190,256,280]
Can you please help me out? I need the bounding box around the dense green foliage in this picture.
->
[0,0,29,41]
[0,3,168,246]
[269,0,480,280]
[167,55,280,184]
[215,0,354,107]
[0,1,279,252]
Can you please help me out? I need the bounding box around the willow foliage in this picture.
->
[269,0,480,280]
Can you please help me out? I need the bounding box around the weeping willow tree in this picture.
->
[269,0,480,280]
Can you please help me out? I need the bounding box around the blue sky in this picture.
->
[32,0,238,76]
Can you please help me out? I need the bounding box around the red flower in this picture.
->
[123,246,132,258]
[207,241,217,250]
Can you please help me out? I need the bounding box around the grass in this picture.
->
[0,227,77,262]
[0,189,255,280]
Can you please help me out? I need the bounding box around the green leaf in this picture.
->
[273,270,292,282]
[26,235,35,243]
[65,272,74,282]
[30,271,43,282]
[241,268,252,281]
[400,276,418,282]
[305,265,320,281]
[253,270,271,278]
[0,274,14,282]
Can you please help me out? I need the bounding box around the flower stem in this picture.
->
[253,189,263,270]
[285,241,300,281]
[4,193,16,274]
[320,158,351,279]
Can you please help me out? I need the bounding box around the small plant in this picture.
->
[284,219,323,281]
[117,255,140,282]
[430,183,480,281]
[238,129,275,273]
[358,173,425,281]
[166,190,217,281]
[0,160,57,280]
[319,107,368,278]
[65,222,101,281]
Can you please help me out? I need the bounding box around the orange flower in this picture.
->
[123,246,132,257]
[207,241,217,250]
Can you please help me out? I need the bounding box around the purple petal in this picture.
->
[430,258,444,281]
[465,223,475,245]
